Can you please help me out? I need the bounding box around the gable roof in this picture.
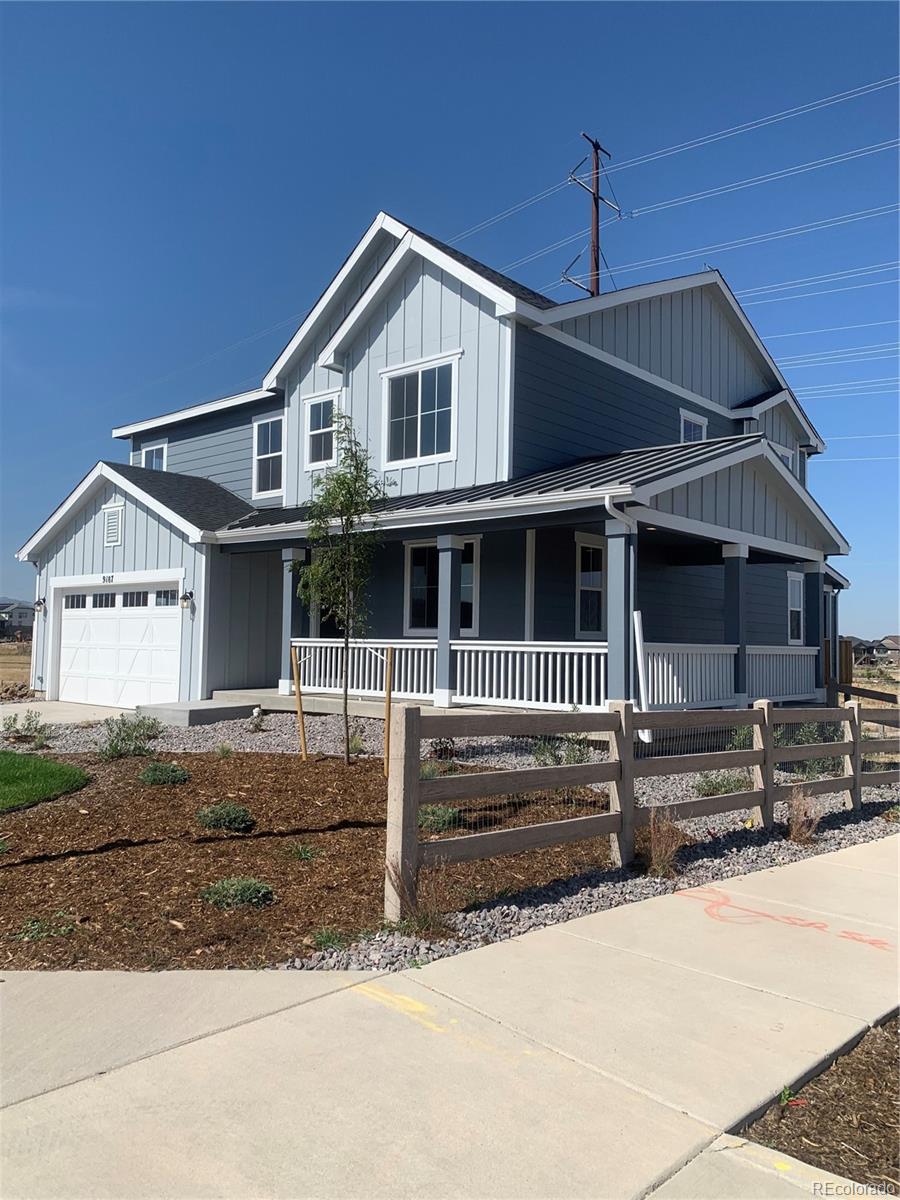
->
[733,389,825,453]
[17,462,254,561]
[112,388,281,440]
[217,434,848,556]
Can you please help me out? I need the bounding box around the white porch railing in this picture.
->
[748,645,818,702]
[452,640,608,711]
[291,638,437,701]
[643,643,738,710]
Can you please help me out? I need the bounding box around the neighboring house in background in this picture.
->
[0,603,34,639]
[17,212,849,712]
[848,635,900,667]
[875,635,900,664]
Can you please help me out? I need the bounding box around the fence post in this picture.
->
[384,704,421,922]
[844,698,862,811]
[606,700,635,867]
[751,699,774,829]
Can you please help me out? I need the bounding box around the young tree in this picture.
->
[293,413,388,764]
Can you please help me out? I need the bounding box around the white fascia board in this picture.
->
[631,440,850,555]
[112,389,280,439]
[17,463,209,561]
[824,561,851,589]
[534,271,719,326]
[262,212,407,390]
[742,389,826,453]
[536,324,736,420]
[316,232,539,372]
[630,505,826,563]
[214,484,634,544]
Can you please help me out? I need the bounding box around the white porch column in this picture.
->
[723,543,749,706]
[278,547,307,695]
[605,520,636,702]
[433,534,463,708]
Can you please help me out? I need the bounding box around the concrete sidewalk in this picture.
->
[2,837,897,1199]
[0,699,126,723]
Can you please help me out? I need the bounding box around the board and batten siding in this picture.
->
[204,549,283,692]
[130,395,284,506]
[649,458,826,551]
[289,255,511,504]
[553,283,772,408]
[512,326,736,477]
[30,482,206,700]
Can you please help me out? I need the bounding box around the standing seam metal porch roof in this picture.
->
[224,434,766,531]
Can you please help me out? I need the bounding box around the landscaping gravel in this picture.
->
[10,711,898,975]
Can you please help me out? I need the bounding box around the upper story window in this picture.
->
[787,572,804,645]
[253,414,283,498]
[306,393,338,468]
[141,443,167,471]
[680,410,708,443]
[382,353,460,468]
[404,538,479,636]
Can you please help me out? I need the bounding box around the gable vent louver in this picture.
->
[103,504,124,548]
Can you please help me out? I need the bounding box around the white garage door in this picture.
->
[58,584,182,708]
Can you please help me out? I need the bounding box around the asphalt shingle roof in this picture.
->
[105,462,255,532]
[225,435,765,531]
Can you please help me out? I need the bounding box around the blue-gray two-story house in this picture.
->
[18,212,850,714]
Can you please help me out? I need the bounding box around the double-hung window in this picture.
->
[575,535,604,638]
[384,355,457,466]
[787,572,804,645]
[680,410,708,443]
[404,539,478,636]
[253,415,283,498]
[306,394,338,468]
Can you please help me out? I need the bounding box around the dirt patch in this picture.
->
[0,643,32,688]
[745,1018,899,1189]
[0,752,618,970]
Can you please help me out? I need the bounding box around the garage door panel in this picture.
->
[58,586,182,710]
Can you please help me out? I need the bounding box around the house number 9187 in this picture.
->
[102,575,114,583]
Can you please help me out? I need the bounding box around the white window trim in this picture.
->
[772,442,795,472]
[679,408,708,443]
[787,570,805,646]
[575,532,605,641]
[402,535,480,638]
[102,501,124,548]
[252,411,286,500]
[140,441,168,470]
[381,350,462,471]
[303,389,340,471]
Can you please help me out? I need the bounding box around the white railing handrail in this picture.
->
[644,642,739,653]
[748,644,818,655]
[291,636,438,648]
[450,639,608,652]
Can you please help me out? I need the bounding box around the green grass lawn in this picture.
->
[0,752,89,813]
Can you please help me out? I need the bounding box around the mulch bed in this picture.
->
[0,751,620,970]
[746,1017,899,1189]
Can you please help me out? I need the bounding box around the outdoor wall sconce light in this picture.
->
[34,597,46,612]
[179,590,194,610]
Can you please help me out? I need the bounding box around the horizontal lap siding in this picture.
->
[746,564,791,645]
[637,563,725,643]
[512,326,735,476]
[131,396,284,506]
[556,285,771,407]
[31,483,205,700]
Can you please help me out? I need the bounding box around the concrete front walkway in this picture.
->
[2,838,897,1199]
[0,699,126,723]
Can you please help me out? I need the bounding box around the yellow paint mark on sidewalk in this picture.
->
[355,983,449,1033]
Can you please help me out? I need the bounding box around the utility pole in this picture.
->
[566,133,617,296]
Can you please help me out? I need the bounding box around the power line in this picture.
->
[782,354,900,369]
[448,74,900,244]
[823,432,900,439]
[736,261,900,297]
[795,376,900,389]
[743,278,900,306]
[762,319,900,339]
[780,341,900,359]
[814,456,900,462]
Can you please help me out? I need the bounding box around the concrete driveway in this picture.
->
[2,837,897,1199]
[0,699,126,723]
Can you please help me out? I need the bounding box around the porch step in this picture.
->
[136,699,259,727]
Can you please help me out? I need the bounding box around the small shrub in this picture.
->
[727,724,754,752]
[21,710,49,741]
[14,912,76,942]
[30,734,49,751]
[200,877,274,910]
[0,838,9,854]
[562,733,590,765]
[882,805,900,823]
[418,804,461,833]
[532,736,562,767]
[2,710,49,744]
[247,706,265,734]
[312,926,347,950]
[348,730,365,755]
[1,713,18,737]
[139,761,190,786]
[646,809,686,878]
[429,737,456,761]
[214,742,233,759]
[196,802,255,833]
[98,713,162,760]
[696,769,752,797]
[787,795,821,844]
[286,842,320,861]
[419,759,442,780]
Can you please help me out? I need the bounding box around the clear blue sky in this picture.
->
[1,1,897,634]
